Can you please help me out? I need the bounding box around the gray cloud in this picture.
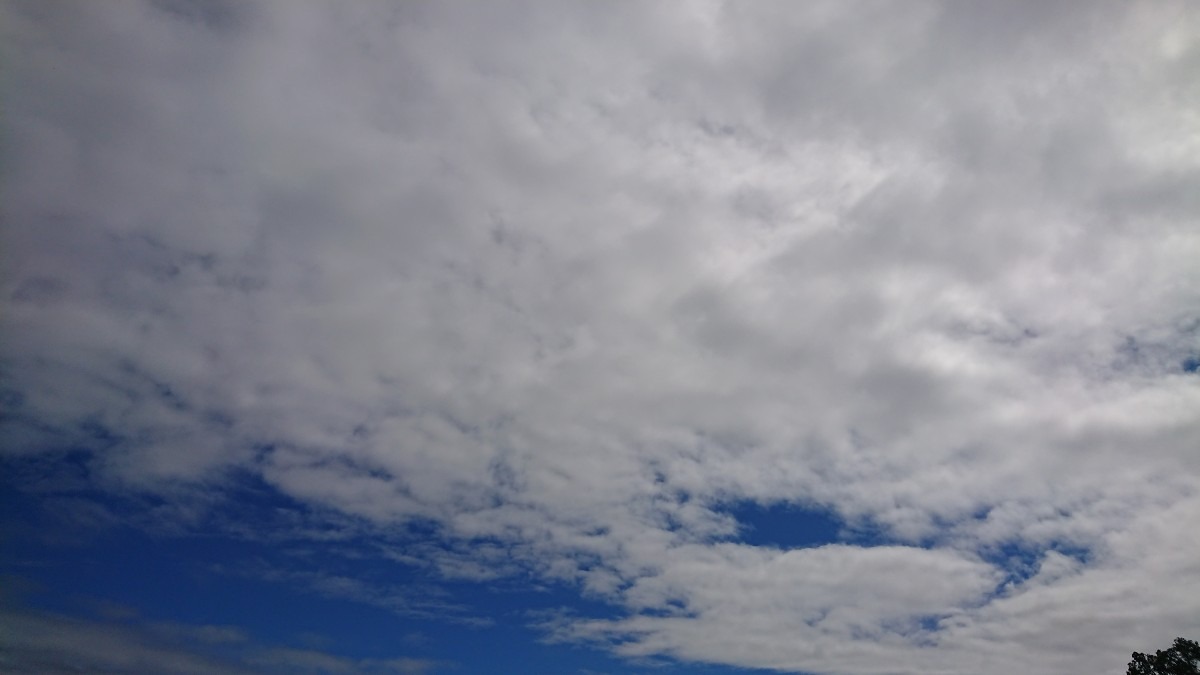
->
[0,604,439,675]
[3,1,1199,673]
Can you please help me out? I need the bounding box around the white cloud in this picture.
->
[3,1,1199,673]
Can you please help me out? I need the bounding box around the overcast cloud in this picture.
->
[2,1,1199,673]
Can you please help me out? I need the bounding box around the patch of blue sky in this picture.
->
[1,467,779,674]
[978,540,1092,597]
[717,499,850,549]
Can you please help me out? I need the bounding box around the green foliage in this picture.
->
[1128,637,1200,675]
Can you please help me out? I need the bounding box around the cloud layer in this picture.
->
[3,1,1199,673]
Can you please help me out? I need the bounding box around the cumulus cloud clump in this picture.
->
[2,1,1199,673]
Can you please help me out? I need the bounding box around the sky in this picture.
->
[1,1,1199,673]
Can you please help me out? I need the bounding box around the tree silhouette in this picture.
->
[1128,637,1200,675]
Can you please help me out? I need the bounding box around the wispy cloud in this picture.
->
[0,592,441,675]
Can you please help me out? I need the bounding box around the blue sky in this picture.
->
[1,468,809,674]
[2,1,1200,674]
